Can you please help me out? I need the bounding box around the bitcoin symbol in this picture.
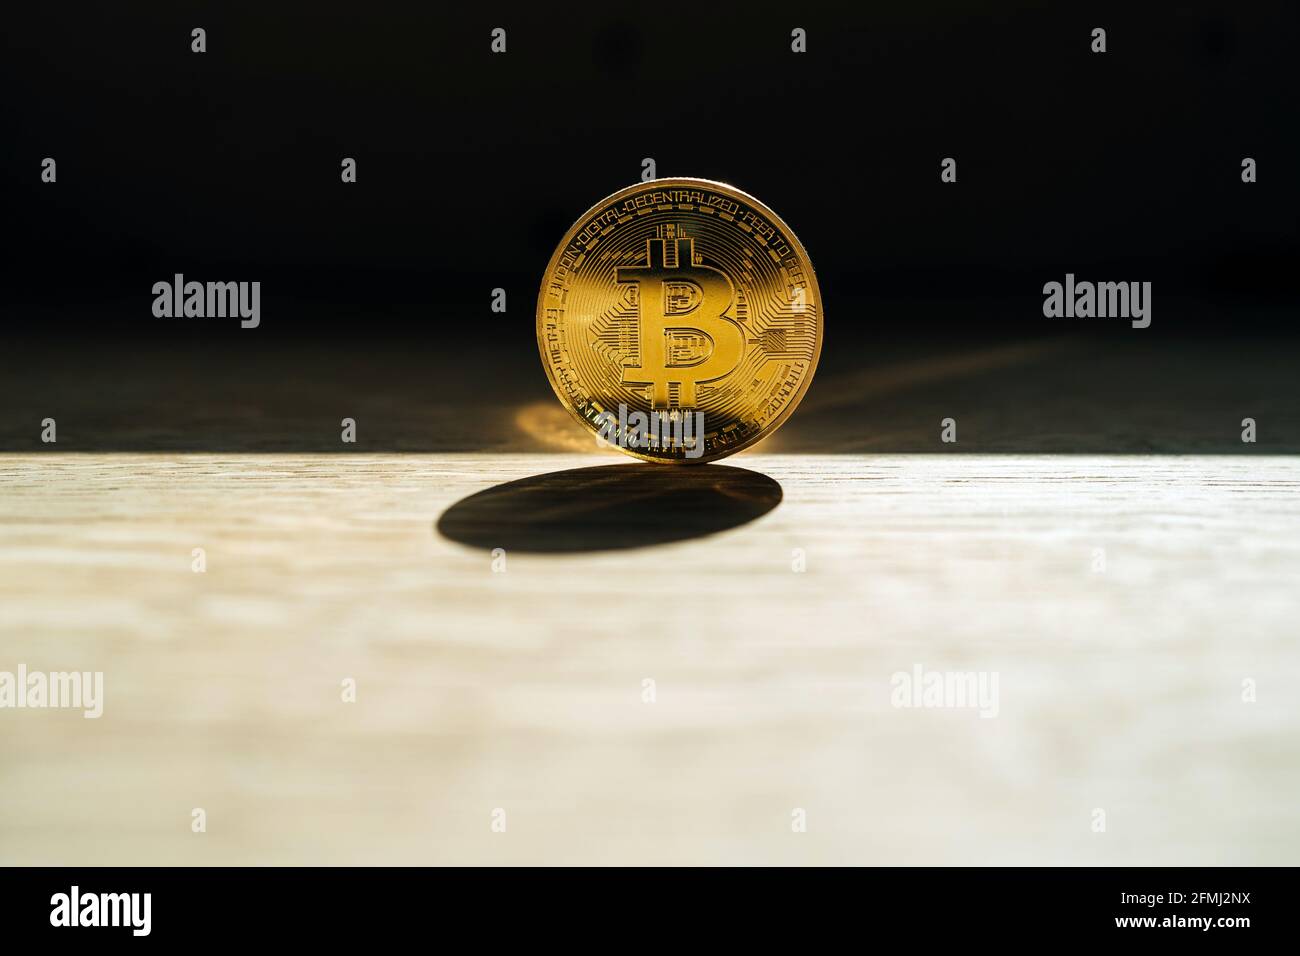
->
[616,231,744,408]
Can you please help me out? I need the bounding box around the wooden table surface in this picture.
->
[3,449,1297,864]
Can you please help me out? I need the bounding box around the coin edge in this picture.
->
[533,176,825,465]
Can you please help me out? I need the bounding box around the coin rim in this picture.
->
[535,176,824,465]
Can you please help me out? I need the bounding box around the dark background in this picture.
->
[1,1,1296,450]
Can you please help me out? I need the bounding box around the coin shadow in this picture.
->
[436,463,783,553]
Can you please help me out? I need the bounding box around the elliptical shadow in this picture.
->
[436,463,783,553]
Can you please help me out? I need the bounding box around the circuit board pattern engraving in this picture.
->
[537,178,823,463]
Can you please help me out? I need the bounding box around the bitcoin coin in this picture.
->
[536,178,822,464]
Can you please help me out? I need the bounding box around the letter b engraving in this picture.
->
[616,231,744,408]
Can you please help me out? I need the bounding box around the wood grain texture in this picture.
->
[2,452,1298,864]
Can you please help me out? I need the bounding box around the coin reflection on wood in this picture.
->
[536,178,823,464]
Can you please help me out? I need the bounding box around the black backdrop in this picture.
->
[4,1,1296,346]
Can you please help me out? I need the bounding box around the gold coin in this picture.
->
[536,178,822,464]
